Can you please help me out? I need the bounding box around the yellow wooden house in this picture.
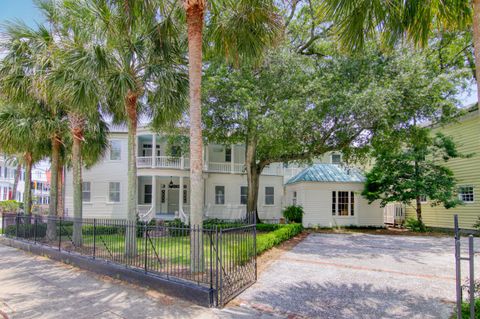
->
[405,105,480,230]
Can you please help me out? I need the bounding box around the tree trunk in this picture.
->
[472,0,480,108]
[57,161,64,217]
[125,92,138,257]
[415,196,422,223]
[47,135,60,241]
[185,0,205,272]
[246,136,261,223]
[11,163,21,201]
[23,153,32,215]
[71,115,84,247]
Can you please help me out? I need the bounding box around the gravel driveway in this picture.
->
[233,233,480,319]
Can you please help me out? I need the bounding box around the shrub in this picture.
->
[0,200,22,214]
[203,218,246,229]
[256,223,282,232]
[473,217,480,231]
[256,223,303,255]
[459,298,480,319]
[165,218,189,237]
[5,223,47,238]
[405,218,427,232]
[282,205,304,223]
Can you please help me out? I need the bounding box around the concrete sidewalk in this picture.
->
[0,244,276,319]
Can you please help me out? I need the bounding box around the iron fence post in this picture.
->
[15,214,19,238]
[93,219,96,259]
[58,217,62,251]
[144,222,148,273]
[215,226,219,307]
[454,215,462,319]
[1,213,4,235]
[469,235,475,319]
[253,223,257,281]
[34,216,37,244]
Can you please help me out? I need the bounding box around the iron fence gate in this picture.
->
[1,213,257,307]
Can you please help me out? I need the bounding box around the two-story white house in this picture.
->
[63,126,385,227]
[64,127,295,221]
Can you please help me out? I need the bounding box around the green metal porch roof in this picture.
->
[286,164,365,185]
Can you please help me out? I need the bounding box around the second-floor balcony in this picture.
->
[136,155,285,176]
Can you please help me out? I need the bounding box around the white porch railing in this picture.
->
[384,203,405,226]
[138,206,155,223]
[156,156,182,169]
[137,157,153,168]
[262,164,284,176]
[137,156,284,176]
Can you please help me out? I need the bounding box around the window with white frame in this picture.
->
[332,191,355,216]
[82,182,91,202]
[142,144,152,157]
[265,187,274,205]
[292,191,297,205]
[419,195,427,203]
[459,186,474,203]
[240,186,248,205]
[109,182,121,202]
[331,153,342,164]
[144,184,152,204]
[225,146,232,162]
[110,140,121,160]
[215,186,225,205]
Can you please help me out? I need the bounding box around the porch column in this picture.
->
[151,134,156,168]
[179,176,184,213]
[152,175,157,214]
[204,145,209,171]
[230,144,235,174]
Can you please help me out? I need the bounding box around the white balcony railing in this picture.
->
[156,156,182,169]
[137,157,152,168]
[136,156,284,176]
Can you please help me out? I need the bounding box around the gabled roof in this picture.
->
[286,163,365,185]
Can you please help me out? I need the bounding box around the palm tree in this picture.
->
[0,105,49,215]
[0,20,69,226]
[56,0,188,256]
[182,0,282,270]
[35,0,110,246]
[321,0,478,102]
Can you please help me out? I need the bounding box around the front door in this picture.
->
[168,189,179,213]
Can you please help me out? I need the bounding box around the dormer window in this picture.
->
[331,153,342,164]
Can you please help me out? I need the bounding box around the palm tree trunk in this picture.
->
[185,0,205,272]
[472,0,480,107]
[47,135,60,241]
[11,163,21,201]
[246,136,261,223]
[57,161,64,216]
[71,117,84,247]
[125,92,138,257]
[23,153,32,215]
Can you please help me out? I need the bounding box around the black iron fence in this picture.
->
[1,213,256,307]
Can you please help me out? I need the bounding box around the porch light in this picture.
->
[169,177,174,188]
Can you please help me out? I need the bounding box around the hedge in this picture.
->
[256,223,303,255]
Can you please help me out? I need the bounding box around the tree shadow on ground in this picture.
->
[248,281,453,319]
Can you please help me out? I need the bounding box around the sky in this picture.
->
[0,0,477,107]
[0,0,44,27]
